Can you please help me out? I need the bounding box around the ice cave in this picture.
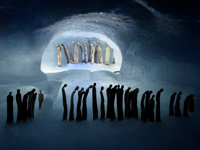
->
[0,0,200,150]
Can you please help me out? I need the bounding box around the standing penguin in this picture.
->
[28,89,36,118]
[31,93,37,118]
[91,44,95,65]
[62,84,68,120]
[175,91,182,117]
[144,90,153,120]
[169,92,177,116]
[124,87,131,118]
[69,86,79,121]
[92,83,98,120]
[73,41,79,64]
[82,85,92,120]
[83,44,88,63]
[106,84,112,119]
[105,46,111,65]
[149,95,155,122]
[110,85,117,120]
[16,89,23,122]
[117,85,124,121]
[183,95,194,117]
[100,86,105,120]
[93,41,98,64]
[132,88,139,119]
[88,39,92,62]
[141,92,146,121]
[97,41,103,64]
[156,88,164,122]
[38,90,44,110]
[61,44,69,64]
[7,92,14,123]
[22,92,30,120]
[65,45,74,64]
[76,88,85,121]
[78,42,85,63]
[56,44,62,67]
[188,95,195,112]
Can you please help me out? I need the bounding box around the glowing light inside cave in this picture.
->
[41,31,122,73]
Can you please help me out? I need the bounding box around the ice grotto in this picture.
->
[0,0,200,150]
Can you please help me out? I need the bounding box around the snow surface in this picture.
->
[0,2,200,150]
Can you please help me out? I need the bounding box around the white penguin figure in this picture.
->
[93,41,98,64]
[56,44,62,67]
[88,39,92,62]
[97,41,103,64]
[83,44,88,63]
[66,45,74,64]
[78,41,85,63]
[73,41,79,64]
[105,46,111,65]
[91,43,95,65]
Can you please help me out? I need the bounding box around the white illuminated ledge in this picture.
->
[41,31,122,73]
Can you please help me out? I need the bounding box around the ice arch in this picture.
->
[41,31,122,73]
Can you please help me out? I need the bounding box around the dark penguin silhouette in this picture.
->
[156,88,164,122]
[92,83,98,120]
[175,91,182,117]
[69,86,79,121]
[82,85,92,120]
[127,90,133,118]
[16,89,23,122]
[145,90,153,120]
[169,92,177,116]
[140,92,146,121]
[149,95,155,122]
[38,90,44,110]
[188,95,194,112]
[132,88,139,119]
[28,89,36,118]
[22,92,30,121]
[62,84,68,120]
[7,92,14,123]
[117,85,124,121]
[106,84,112,119]
[124,87,131,118]
[100,86,105,120]
[76,88,85,121]
[31,93,37,118]
[183,95,194,117]
[110,85,117,120]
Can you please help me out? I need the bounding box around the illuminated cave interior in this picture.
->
[41,32,122,73]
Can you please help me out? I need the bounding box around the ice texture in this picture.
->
[0,1,200,150]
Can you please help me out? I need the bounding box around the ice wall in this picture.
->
[0,2,199,88]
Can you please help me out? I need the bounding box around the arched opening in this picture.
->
[41,32,122,73]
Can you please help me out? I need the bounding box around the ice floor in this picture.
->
[0,71,199,150]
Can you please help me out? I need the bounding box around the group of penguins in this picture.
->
[56,39,113,67]
[61,83,195,122]
[6,89,44,124]
[5,84,195,124]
